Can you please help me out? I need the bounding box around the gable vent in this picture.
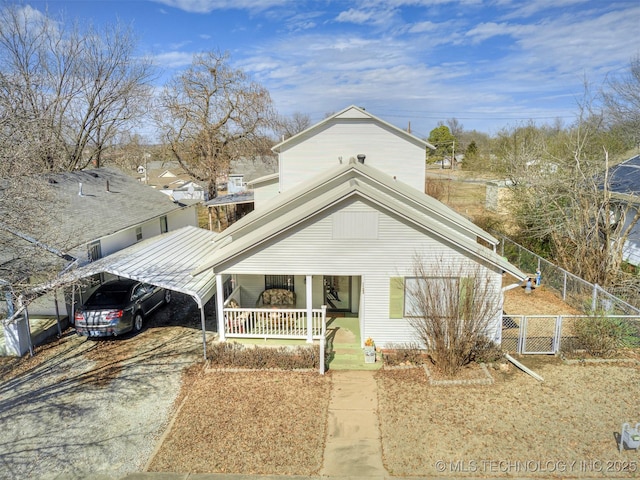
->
[333,211,378,239]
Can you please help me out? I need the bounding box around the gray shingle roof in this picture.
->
[4,167,188,250]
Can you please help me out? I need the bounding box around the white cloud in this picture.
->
[334,6,399,28]
[153,51,194,69]
[335,8,374,24]
[150,0,292,14]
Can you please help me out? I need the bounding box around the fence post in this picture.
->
[563,272,567,300]
[518,316,525,354]
[554,315,563,353]
[592,283,598,312]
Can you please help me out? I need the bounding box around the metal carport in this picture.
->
[59,226,219,359]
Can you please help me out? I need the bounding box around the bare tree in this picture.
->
[276,112,311,140]
[505,92,640,288]
[446,117,464,143]
[603,54,640,148]
[155,50,275,199]
[0,4,156,174]
[406,256,501,376]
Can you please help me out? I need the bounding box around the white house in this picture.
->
[257,105,429,206]
[193,106,526,348]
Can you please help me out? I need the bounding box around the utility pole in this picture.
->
[451,140,455,169]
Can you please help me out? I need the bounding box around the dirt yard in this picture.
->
[504,283,582,315]
[4,279,637,478]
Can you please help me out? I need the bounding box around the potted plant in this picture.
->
[364,337,376,363]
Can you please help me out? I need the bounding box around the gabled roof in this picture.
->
[2,167,189,251]
[193,160,525,280]
[272,105,435,152]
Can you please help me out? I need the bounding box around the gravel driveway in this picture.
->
[0,293,212,479]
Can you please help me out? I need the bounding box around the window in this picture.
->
[87,241,102,262]
[265,275,294,292]
[390,276,474,318]
[136,226,143,242]
[160,216,168,234]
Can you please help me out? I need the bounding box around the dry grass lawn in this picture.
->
[378,359,640,477]
[147,369,332,475]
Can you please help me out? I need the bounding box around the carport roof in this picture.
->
[59,226,219,306]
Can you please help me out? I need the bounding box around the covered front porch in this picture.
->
[218,314,382,371]
[214,273,361,344]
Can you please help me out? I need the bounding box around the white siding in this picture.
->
[219,198,503,347]
[622,205,640,266]
[31,206,198,316]
[167,206,199,231]
[253,179,280,208]
[279,120,425,193]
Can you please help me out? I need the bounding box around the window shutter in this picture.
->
[459,277,474,321]
[389,277,405,318]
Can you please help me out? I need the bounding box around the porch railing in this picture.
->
[224,307,326,340]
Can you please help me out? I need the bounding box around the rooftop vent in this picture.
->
[357,154,366,164]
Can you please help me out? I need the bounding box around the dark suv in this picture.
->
[75,279,171,337]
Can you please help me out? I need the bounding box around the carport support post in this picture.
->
[306,275,313,343]
[198,300,207,361]
[216,274,225,341]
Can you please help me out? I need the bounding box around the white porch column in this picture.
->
[216,273,226,341]
[306,274,313,343]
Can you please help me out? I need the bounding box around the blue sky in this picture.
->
[24,0,640,138]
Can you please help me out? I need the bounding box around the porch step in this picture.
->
[329,346,382,371]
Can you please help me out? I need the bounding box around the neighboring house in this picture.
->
[168,180,206,201]
[608,154,640,266]
[227,174,247,194]
[192,106,526,348]
[204,157,278,231]
[1,167,199,355]
[140,163,207,201]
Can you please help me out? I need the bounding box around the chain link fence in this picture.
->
[501,314,640,355]
[497,234,640,315]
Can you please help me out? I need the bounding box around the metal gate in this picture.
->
[502,315,562,354]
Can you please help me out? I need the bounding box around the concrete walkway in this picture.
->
[321,370,387,477]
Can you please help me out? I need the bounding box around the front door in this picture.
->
[324,276,351,312]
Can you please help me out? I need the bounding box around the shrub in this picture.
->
[471,338,504,363]
[425,178,446,201]
[208,342,325,370]
[573,314,639,357]
[382,343,426,367]
[406,257,502,376]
